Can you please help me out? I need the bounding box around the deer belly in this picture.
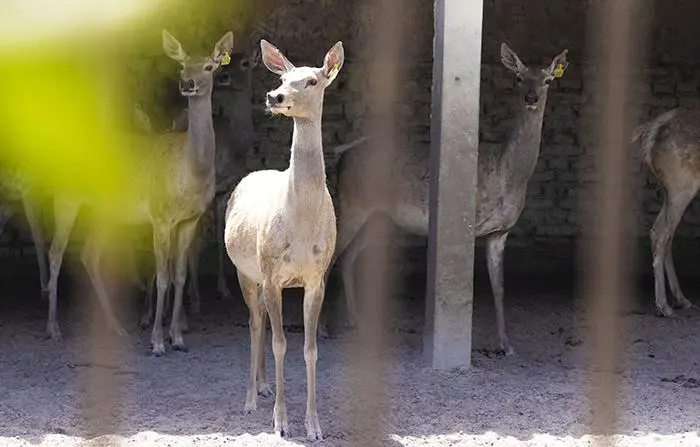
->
[393,204,429,236]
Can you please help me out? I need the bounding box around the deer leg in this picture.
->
[303,278,325,441]
[664,237,693,309]
[140,273,156,328]
[169,218,199,351]
[80,229,127,336]
[216,195,233,299]
[652,189,695,316]
[486,232,513,355]
[46,199,80,340]
[262,280,288,437]
[124,247,146,293]
[239,271,266,413]
[0,205,13,235]
[257,300,272,397]
[150,225,172,356]
[187,228,202,316]
[21,193,49,297]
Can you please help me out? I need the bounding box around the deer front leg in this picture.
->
[140,273,156,328]
[80,229,127,336]
[151,225,172,356]
[46,199,80,340]
[263,280,288,437]
[169,218,200,351]
[303,278,325,441]
[21,193,49,297]
[486,232,514,356]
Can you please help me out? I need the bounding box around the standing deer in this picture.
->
[0,168,48,297]
[224,39,343,440]
[138,51,257,327]
[45,30,233,355]
[333,43,568,355]
[632,109,698,316]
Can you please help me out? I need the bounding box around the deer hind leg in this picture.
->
[239,271,268,413]
[486,231,514,356]
[215,195,233,299]
[651,186,696,316]
[262,280,288,437]
[80,228,127,336]
[168,218,200,352]
[664,234,693,309]
[21,193,49,297]
[303,278,325,441]
[46,199,80,340]
[187,226,202,316]
[140,273,156,328]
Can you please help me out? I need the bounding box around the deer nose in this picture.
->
[267,93,284,106]
[180,79,195,90]
[524,92,538,105]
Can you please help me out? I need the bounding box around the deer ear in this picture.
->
[162,30,187,63]
[260,39,295,75]
[213,31,234,64]
[547,49,569,78]
[322,41,344,85]
[500,42,526,74]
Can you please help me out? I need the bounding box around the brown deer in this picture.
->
[45,30,233,357]
[139,49,258,327]
[224,39,343,440]
[632,108,699,316]
[333,43,568,355]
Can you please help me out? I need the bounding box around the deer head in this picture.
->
[501,43,569,111]
[162,30,234,97]
[261,39,344,119]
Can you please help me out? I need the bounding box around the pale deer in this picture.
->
[224,40,343,440]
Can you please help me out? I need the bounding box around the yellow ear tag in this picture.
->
[328,63,340,82]
[554,63,564,78]
[221,52,231,66]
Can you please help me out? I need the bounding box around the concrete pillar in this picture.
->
[424,0,483,369]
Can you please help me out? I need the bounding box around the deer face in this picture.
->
[162,30,234,98]
[214,52,256,91]
[501,43,568,111]
[260,39,344,119]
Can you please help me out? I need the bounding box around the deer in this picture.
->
[138,49,258,328]
[632,108,699,317]
[0,168,48,297]
[332,43,568,356]
[44,30,233,356]
[224,39,343,440]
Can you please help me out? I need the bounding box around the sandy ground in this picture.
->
[1,259,700,447]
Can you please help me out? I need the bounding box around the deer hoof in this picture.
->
[258,383,273,398]
[46,322,63,341]
[656,305,674,317]
[305,413,323,441]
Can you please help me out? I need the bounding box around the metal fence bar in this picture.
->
[583,0,649,442]
[347,0,406,444]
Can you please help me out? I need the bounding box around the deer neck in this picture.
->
[287,114,326,205]
[186,94,216,175]
[502,102,547,187]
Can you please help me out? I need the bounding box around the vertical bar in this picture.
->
[583,0,649,441]
[424,0,483,369]
[348,0,405,443]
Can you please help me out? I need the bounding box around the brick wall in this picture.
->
[4,0,700,276]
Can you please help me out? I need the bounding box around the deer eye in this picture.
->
[544,78,552,85]
[306,78,318,87]
[516,75,523,83]
[204,64,215,72]
[241,60,250,69]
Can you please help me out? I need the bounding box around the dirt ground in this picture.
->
[1,257,700,447]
